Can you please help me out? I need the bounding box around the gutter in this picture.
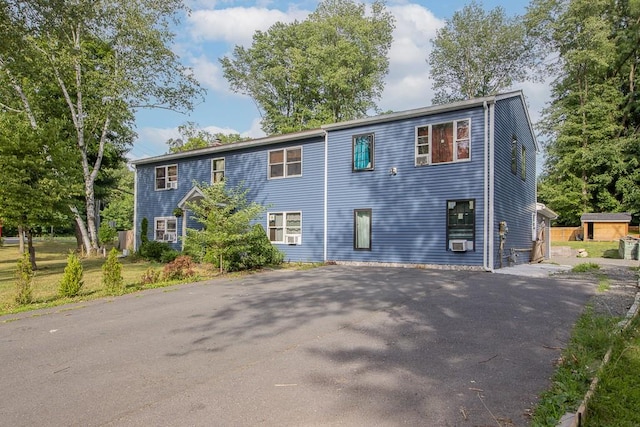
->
[132,164,138,252]
[482,102,494,272]
[323,130,328,262]
[488,101,496,271]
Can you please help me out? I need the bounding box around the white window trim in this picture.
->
[155,164,178,191]
[267,147,303,179]
[267,211,302,244]
[415,118,471,166]
[211,157,225,184]
[154,216,178,243]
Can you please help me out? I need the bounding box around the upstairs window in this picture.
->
[212,158,225,183]
[155,217,177,243]
[269,147,302,179]
[416,119,471,166]
[155,165,178,190]
[353,134,374,171]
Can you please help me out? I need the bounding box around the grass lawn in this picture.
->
[585,313,640,426]
[0,239,214,316]
[551,241,621,258]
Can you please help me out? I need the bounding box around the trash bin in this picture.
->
[619,236,640,260]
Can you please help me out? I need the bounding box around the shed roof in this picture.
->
[580,213,631,223]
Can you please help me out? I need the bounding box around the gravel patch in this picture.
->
[555,265,639,318]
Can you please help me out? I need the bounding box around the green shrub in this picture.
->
[162,255,195,280]
[98,222,118,247]
[160,249,180,263]
[139,240,174,262]
[220,224,284,272]
[140,267,161,285]
[140,217,149,245]
[15,252,33,305]
[59,251,84,297]
[102,248,124,295]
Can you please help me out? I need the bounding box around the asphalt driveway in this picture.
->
[0,265,596,426]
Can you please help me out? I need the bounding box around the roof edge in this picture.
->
[131,128,325,166]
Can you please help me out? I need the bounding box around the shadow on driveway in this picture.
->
[0,265,597,426]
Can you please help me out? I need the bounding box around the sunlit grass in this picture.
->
[551,241,620,258]
[0,239,214,315]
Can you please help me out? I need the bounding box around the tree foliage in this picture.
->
[100,164,134,231]
[220,0,394,134]
[184,182,283,272]
[527,0,640,224]
[1,0,203,254]
[166,122,248,153]
[14,252,34,305]
[0,114,80,264]
[428,1,539,104]
[102,248,124,295]
[59,251,84,297]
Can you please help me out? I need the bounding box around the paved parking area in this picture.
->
[0,265,597,426]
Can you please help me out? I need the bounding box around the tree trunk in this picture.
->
[84,182,99,255]
[18,225,25,254]
[74,220,83,252]
[26,229,37,270]
[71,205,92,256]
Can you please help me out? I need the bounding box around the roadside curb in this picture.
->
[557,278,640,427]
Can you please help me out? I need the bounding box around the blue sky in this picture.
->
[130,0,547,160]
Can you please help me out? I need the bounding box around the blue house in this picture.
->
[132,91,538,270]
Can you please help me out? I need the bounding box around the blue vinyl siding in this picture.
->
[492,96,537,267]
[134,92,537,270]
[135,136,325,261]
[326,107,487,266]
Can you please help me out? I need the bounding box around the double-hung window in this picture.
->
[415,119,471,165]
[447,200,475,250]
[212,158,225,183]
[352,134,374,171]
[268,212,302,244]
[155,217,177,243]
[520,146,526,180]
[354,209,372,250]
[268,147,302,179]
[155,165,178,190]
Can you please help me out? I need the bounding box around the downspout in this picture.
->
[132,164,138,252]
[323,130,328,262]
[488,101,496,271]
[482,102,491,271]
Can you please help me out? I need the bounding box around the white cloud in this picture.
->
[242,117,266,139]
[190,55,226,92]
[188,6,309,46]
[379,4,444,111]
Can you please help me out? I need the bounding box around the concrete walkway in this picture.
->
[495,257,639,278]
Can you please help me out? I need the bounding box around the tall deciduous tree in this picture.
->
[220,0,394,134]
[528,0,640,224]
[0,115,80,268]
[428,1,539,104]
[166,122,248,153]
[0,0,203,254]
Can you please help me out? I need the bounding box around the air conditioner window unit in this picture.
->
[286,235,300,245]
[450,240,467,252]
[167,181,178,189]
